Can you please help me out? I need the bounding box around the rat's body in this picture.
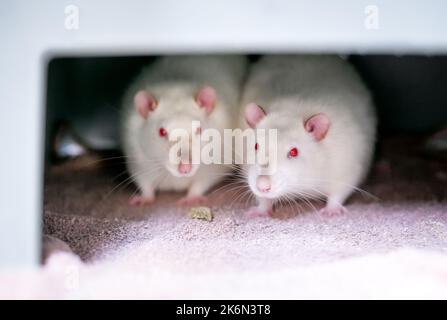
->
[122,55,247,205]
[241,55,376,216]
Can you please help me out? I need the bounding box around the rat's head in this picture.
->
[134,86,216,178]
[244,102,331,200]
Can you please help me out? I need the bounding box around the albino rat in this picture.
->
[241,55,376,216]
[122,55,247,206]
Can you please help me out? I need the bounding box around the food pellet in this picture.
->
[188,206,213,222]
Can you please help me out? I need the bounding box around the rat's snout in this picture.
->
[256,175,271,193]
[178,162,192,174]
[176,139,194,175]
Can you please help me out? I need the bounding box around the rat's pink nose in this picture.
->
[178,163,192,174]
[256,175,271,193]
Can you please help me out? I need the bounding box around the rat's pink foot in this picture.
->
[318,205,347,217]
[129,195,155,206]
[177,195,208,206]
[245,206,273,218]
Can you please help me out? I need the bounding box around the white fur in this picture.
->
[122,55,247,200]
[241,55,377,213]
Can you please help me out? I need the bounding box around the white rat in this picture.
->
[121,55,247,206]
[241,55,376,216]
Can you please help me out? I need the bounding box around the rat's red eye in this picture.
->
[255,143,259,151]
[159,127,167,137]
[288,147,299,158]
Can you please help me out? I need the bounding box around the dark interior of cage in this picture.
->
[43,55,447,225]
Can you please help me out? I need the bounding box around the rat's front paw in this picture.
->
[318,205,347,217]
[177,195,208,206]
[129,195,155,206]
[245,206,273,218]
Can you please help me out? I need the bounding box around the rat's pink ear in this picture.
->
[195,86,216,115]
[134,90,157,119]
[244,103,266,128]
[304,113,330,141]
